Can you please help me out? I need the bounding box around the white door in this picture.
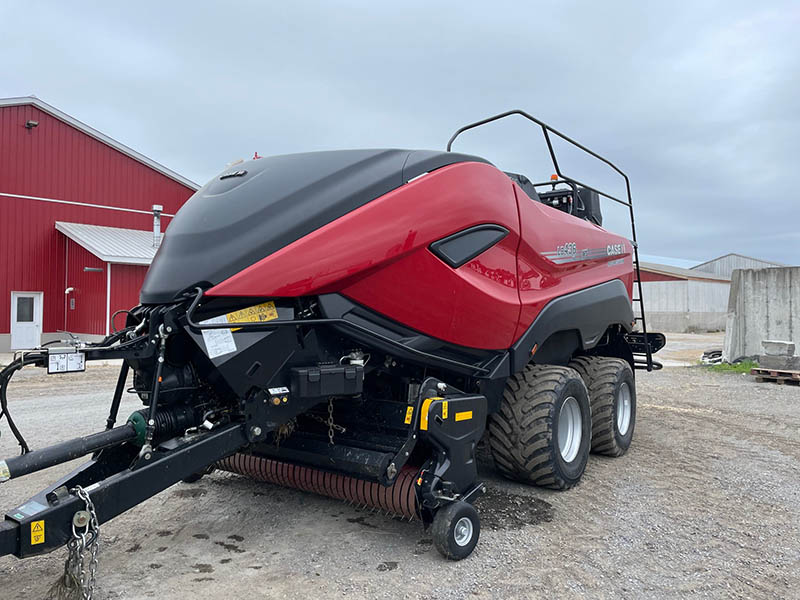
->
[10,292,43,350]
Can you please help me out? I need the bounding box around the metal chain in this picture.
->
[307,399,345,445]
[326,398,336,445]
[52,486,100,600]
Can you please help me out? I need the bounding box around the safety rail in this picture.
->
[446,109,654,370]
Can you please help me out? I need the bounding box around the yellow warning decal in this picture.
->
[419,397,442,431]
[442,401,448,420]
[31,520,44,545]
[226,301,279,331]
[404,406,414,424]
[455,410,473,422]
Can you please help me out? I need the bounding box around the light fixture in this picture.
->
[25,120,39,129]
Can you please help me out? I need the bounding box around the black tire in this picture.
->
[431,501,480,560]
[569,356,635,457]
[488,364,591,490]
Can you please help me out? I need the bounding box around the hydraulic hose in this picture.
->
[0,423,137,483]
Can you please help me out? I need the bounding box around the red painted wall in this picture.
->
[65,239,106,334]
[638,270,685,282]
[0,103,194,335]
[109,264,148,333]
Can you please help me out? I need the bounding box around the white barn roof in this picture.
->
[56,221,161,265]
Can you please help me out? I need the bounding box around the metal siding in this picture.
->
[641,281,689,312]
[687,279,730,313]
[65,240,107,335]
[693,255,782,278]
[0,105,194,335]
[109,264,148,332]
[639,270,684,282]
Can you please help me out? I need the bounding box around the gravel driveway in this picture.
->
[0,364,798,599]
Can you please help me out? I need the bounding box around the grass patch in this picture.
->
[705,360,758,374]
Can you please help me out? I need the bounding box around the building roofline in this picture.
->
[639,261,731,282]
[690,252,785,270]
[0,96,199,191]
[56,221,157,265]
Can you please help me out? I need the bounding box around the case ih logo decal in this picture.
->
[543,243,627,265]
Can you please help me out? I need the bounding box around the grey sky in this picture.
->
[2,1,798,264]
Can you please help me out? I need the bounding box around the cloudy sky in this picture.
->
[2,1,798,264]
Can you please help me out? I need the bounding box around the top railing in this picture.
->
[446,109,632,209]
[446,109,654,370]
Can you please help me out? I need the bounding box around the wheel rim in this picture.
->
[617,382,632,436]
[453,516,473,547]
[558,396,582,463]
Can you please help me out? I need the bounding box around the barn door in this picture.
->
[10,291,43,349]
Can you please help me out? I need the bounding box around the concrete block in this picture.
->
[759,354,800,371]
[761,340,795,357]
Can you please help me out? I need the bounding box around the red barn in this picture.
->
[0,97,197,351]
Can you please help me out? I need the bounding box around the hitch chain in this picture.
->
[307,399,346,445]
[54,486,100,600]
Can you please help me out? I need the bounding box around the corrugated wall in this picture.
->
[692,255,781,278]
[641,280,729,332]
[65,239,107,335]
[109,264,148,332]
[0,103,194,335]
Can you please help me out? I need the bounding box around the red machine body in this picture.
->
[207,161,633,350]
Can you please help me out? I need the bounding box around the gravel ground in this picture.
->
[0,363,798,599]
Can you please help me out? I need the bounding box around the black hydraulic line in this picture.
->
[184,288,492,375]
[144,343,166,448]
[0,355,46,455]
[105,362,130,430]
[0,423,136,482]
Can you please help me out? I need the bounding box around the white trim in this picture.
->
[105,263,111,336]
[64,237,69,330]
[1,191,176,218]
[0,96,199,190]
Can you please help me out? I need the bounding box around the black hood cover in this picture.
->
[140,149,489,304]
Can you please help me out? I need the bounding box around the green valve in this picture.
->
[128,411,147,446]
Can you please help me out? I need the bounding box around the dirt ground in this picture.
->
[1,352,798,599]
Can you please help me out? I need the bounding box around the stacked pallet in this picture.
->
[750,367,800,386]
[752,340,800,385]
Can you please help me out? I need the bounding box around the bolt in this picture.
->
[436,382,447,393]
[158,356,164,363]
[412,434,416,439]
[148,419,155,426]
[252,426,262,437]
[166,326,172,333]
[72,510,90,528]
[144,453,152,460]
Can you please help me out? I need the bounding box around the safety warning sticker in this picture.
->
[404,406,414,424]
[200,302,279,359]
[200,315,237,359]
[31,520,45,545]
[226,301,278,330]
[0,460,9,483]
